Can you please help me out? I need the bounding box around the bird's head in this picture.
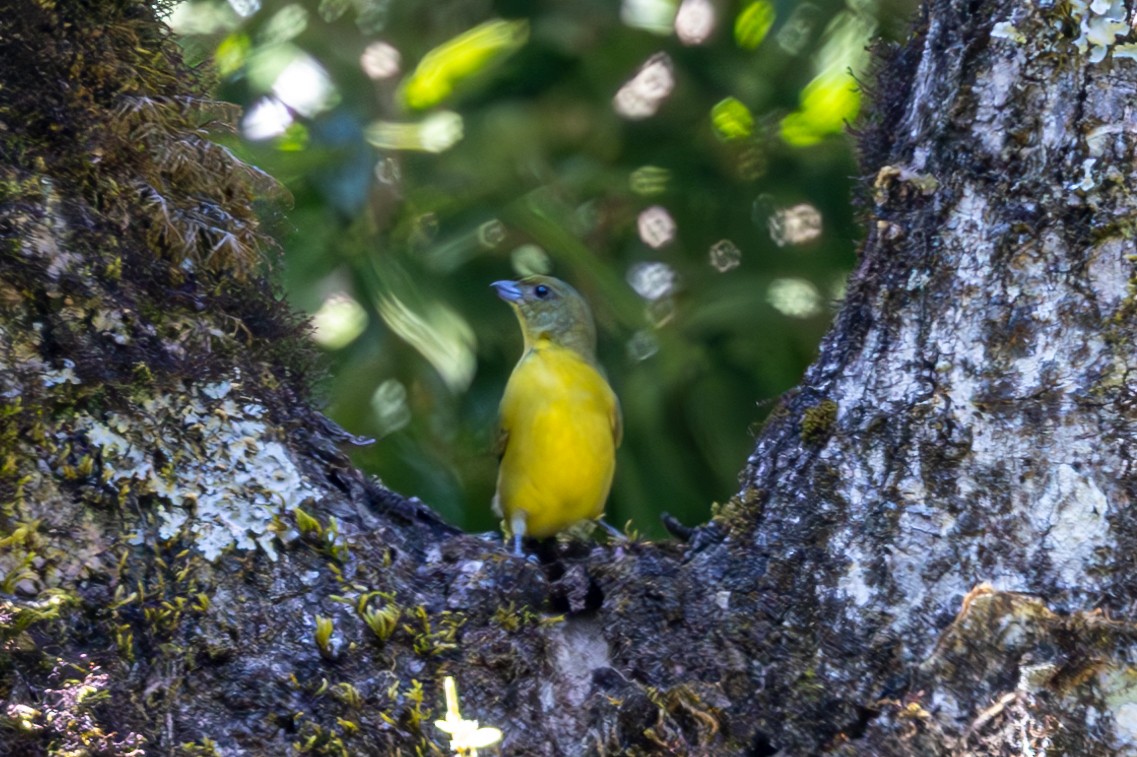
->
[492,275,597,358]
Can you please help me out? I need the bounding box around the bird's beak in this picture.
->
[491,280,523,302]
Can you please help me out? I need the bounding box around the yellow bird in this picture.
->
[492,276,621,555]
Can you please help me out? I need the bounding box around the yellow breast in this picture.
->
[495,342,619,539]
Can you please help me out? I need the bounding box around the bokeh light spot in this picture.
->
[375,293,476,391]
[317,0,350,22]
[227,0,260,18]
[365,111,464,153]
[767,203,823,247]
[767,278,822,318]
[776,3,820,54]
[213,33,250,77]
[614,53,675,120]
[636,205,677,249]
[709,239,742,272]
[620,0,678,34]
[261,4,308,45]
[371,378,411,436]
[374,157,401,185]
[242,97,293,141]
[776,2,876,148]
[361,41,401,80]
[645,296,678,326]
[627,261,679,301]
[311,292,368,349]
[169,1,241,34]
[630,165,671,196]
[272,55,337,117]
[735,145,767,180]
[710,97,755,141]
[353,0,392,33]
[399,19,529,110]
[626,330,660,361]
[734,0,775,49]
[477,220,506,249]
[676,0,715,44]
[511,245,552,276]
[779,73,861,145]
[418,111,466,152]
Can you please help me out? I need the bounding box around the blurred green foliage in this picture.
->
[171,0,915,537]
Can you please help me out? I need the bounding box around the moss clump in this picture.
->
[0,0,319,424]
[800,399,838,444]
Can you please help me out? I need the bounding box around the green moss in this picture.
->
[489,600,555,632]
[406,606,465,656]
[178,737,223,756]
[0,648,144,753]
[0,3,478,754]
[357,592,401,642]
[800,399,839,444]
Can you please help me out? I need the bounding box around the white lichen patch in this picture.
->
[995,1,1134,63]
[547,617,611,709]
[1091,238,1137,315]
[972,47,1021,156]
[1031,464,1111,588]
[1071,0,1132,63]
[1096,666,1137,751]
[1071,157,1099,191]
[991,21,1026,44]
[1116,702,1137,745]
[72,377,322,561]
[41,359,82,388]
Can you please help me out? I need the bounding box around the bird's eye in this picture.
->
[534,284,550,299]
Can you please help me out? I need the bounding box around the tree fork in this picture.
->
[3,0,1137,755]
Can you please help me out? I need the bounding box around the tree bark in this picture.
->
[3,0,1137,755]
[729,0,1137,752]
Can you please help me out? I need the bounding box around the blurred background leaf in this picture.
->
[170,0,916,537]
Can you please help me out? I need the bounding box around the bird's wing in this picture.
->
[493,420,509,461]
[610,392,623,448]
[494,370,519,462]
[494,351,533,461]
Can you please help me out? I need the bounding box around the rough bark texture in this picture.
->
[731,0,1137,752]
[4,0,1137,755]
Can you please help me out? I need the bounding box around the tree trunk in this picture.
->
[727,0,1137,752]
[3,0,1136,755]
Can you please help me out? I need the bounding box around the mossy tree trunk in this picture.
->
[727,0,1137,752]
[3,0,1137,755]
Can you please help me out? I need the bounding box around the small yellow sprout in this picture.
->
[294,507,322,537]
[434,676,502,756]
[361,601,401,642]
[314,615,335,660]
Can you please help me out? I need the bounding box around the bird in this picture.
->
[491,275,622,556]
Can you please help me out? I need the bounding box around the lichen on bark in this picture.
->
[728,0,1137,752]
